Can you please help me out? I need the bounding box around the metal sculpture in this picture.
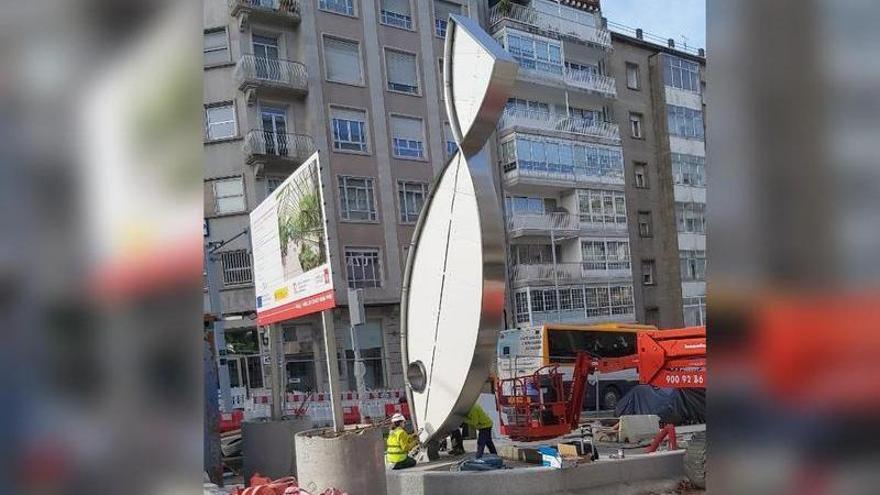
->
[400,14,518,445]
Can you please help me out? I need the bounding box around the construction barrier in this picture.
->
[228,389,409,425]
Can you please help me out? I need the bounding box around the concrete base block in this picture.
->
[295,426,387,495]
[241,418,313,483]
[618,415,660,443]
[387,451,685,495]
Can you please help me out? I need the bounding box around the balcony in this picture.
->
[507,212,579,239]
[243,130,316,166]
[507,212,628,239]
[498,109,620,144]
[488,3,611,49]
[229,0,301,28]
[515,66,616,98]
[235,55,308,101]
[510,262,631,288]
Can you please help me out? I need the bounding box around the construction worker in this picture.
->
[463,403,497,459]
[385,413,418,469]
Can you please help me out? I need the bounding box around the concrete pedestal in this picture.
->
[295,426,387,495]
[242,418,313,482]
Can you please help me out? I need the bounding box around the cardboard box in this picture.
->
[557,443,581,458]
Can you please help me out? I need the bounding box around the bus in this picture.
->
[497,323,657,410]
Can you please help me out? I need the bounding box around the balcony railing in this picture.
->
[507,212,578,235]
[488,3,611,49]
[229,0,302,25]
[507,212,628,237]
[503,163,625,188]
[515,65,616,98]
[243,130,316,164]
[564,68,616,96]
[510,262,631,286]
[235,55,308,95]
[498,108,621,143]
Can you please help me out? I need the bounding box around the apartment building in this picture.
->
[610,30,707,327]
[204,0,471,395]
[485,0,637,329]
[203,0,705,396]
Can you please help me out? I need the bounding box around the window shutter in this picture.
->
[325,38,361,83]
[333,108,365,123]
[391,116,422,141]
[386,50,417,87]
[382,0,410,14]
[434,0,460,20]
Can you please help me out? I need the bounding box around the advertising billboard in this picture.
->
[250,152,335,325]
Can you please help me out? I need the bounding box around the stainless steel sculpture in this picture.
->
[400,14,518,444]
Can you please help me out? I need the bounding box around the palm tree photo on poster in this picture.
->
[275,163,326,281]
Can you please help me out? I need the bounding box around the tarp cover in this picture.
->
[614,386,705,424]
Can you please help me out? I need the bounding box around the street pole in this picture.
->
[267,323,285,420]
[347,288,368,423]
[321,310,345,431]
[550,221,560,318]
[205,242,233,413]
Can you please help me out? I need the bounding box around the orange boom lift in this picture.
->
[495,326,706,442]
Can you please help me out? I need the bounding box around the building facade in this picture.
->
[203,0,705,397]
[610,31,707,328]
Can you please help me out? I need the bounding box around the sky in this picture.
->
[601,0,706,51]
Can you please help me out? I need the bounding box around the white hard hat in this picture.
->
[391,413,406,423]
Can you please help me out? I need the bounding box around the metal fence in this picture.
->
[488,3,611,48]
[243,130,316,160]
[235,55,308,90]
[220,250,253,286]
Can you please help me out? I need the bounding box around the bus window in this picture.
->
[547,329,637,363]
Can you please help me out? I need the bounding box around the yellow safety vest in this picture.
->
[463,404,493,430]
[386,427,415,464]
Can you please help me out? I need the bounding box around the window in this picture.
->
[503,32,563,75]
[434,0,460,37]
[629,112,643,139]
[345,248,382,288]
[638,211,653,237]
[645,307,660,327]
[663,55,701,92]
[680,250,707,281]
[204,28,229,65]
[667,105,705,139]
[220,250,253,286]
[266,176,284,195]
[205,104,237,140]
[642,260,656,285]
[675,202,706,233]
[324,37,362,84]
[683,296,707,326]
[380,0,413,30]
[634,162,648,188]
[342,321,385,388]
[505,98,552,119]
[625,62,640,89]
[500,135,625,180]
[319,0,355,16]
[338,176,377,221]
[443,122,458,156]
[398,181,427,223]
[576,189,627,227]
[331,107,368,152]
[390,115,425,159]
[514,291,530,323]
[213,177,246,214]
[671,153,706,187]
[581,240,631,271]
[385,49,419,94]
[584,285,634,317]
